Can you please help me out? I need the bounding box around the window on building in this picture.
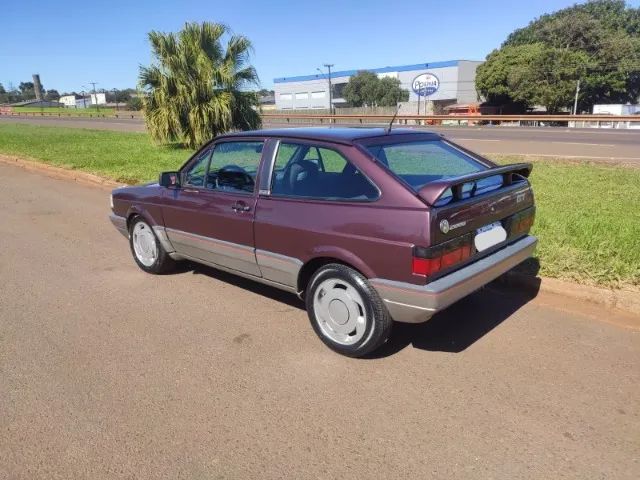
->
[332,83,347,99]
[311,91,325,99]
[295,92,308,100]
[270,143,378,201]
[280,93,292,101]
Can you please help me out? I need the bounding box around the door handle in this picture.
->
[183,188,199,193]
[232,203,251,212]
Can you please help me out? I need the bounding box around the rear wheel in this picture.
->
[306,263,392,357]
[128,216,176,274]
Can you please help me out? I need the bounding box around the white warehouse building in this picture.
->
[273,59,482,110]
[59,93,107,108]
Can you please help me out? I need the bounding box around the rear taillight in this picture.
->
[412,234,473,277]
[507,207,535,236]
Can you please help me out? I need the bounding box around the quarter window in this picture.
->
[205,141,263,194]
[271,143,378,201]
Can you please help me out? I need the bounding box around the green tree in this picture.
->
[375,77,410,106]
[139,21,261,148]
[127,96,143,111]
[343,71,408,107]
[44,89,60,101]
[343,71,379,107]
[19,82,35,94]
[478,43,589,113]
[476,0,640,112]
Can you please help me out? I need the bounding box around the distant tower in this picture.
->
[32,74,43,100]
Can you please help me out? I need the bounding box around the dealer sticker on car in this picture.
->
[474,222,507,252]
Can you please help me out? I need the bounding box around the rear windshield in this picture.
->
[365,139,502,204]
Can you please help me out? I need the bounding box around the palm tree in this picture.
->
[139,22,261,148]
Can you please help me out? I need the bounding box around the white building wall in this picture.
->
[274,60,483,110]
[59,95,77,107]
[455,60,482,104]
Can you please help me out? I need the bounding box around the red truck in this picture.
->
[109,128,536,357]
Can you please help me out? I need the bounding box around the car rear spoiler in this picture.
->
[417,163,533,206]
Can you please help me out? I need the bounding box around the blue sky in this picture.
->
[3,0,639,93]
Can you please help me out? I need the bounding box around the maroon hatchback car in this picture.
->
[109,128,536,357]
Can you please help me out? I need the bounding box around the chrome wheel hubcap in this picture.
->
[132,222,158,267]
[313,278,367,345]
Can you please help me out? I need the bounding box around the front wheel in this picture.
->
[306,264,393,357]
[128,216,176,274]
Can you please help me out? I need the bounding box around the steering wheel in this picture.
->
[215,165,255,190]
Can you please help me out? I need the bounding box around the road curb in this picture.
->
[499,272,640,316]
[2,153,638,316]
[0,154,124,190]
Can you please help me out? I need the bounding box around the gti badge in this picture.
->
[439,219,450,234]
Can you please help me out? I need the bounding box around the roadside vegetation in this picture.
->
[476,0,640,113]
[139,21,261,148]
[343,71,409,107]
[0,123,638,289]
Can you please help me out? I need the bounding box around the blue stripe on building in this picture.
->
[274,60,461,84]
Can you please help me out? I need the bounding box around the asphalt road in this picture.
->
[2,114,640,162]
[1,162,639,479]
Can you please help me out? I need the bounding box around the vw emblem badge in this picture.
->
[439,219,450,234]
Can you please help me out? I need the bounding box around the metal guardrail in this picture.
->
[0,111,142,119]
[2,110,639,124]
[262,113,640,123]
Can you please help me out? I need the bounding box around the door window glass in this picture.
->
[206,141,264,193]
[183,146,212,187]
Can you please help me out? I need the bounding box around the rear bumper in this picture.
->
[109,213,128,238]
[370,235,537,323]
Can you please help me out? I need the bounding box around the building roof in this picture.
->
[218,127,440,145]
[274,59,481,84]
[9,99,62,107]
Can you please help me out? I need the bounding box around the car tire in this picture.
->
[306,263,393,357]
[128,216,176,274]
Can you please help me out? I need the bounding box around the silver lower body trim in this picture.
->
[166,227,261,277]
[175,252,300,295]
[256,249,303,288]
[370,235,538,324]
[109,213,128,238]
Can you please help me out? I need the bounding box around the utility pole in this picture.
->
[89,81,99,113]
[324,63,334,116]
[573,79,581,115]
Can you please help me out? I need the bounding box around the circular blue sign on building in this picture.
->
[412,73,440,97]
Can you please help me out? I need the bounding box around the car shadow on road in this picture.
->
[186,261,306,311]
[181,260,541,358]
[367,279,541,358]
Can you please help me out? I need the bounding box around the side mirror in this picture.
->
[159,171,180,188]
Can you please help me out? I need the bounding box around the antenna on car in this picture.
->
[386,104,401,134]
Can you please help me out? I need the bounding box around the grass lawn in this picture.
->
[0,123,187,183]
[0,123,638,289]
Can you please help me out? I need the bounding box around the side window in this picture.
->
[183,146,212,187]
[271,142,378,201]
[206,141,263,194]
